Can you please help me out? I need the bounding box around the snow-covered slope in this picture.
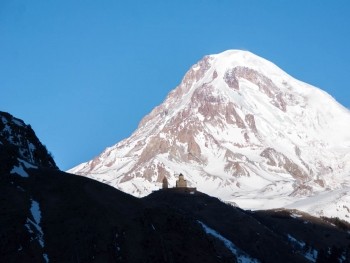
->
[69,50,350,221]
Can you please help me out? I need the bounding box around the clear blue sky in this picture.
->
[1,1,350,170]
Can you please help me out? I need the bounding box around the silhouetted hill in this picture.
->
[1,111,349,262]
[2,169,350,262]
[1,168,239,262]
[145,190,350,262]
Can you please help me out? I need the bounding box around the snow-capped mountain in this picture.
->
[69,50,350,221]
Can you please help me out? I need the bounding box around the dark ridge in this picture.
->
[0,111,57,170]
[2,168,350,262]
[1,169,238,263]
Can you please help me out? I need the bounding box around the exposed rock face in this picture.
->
[260,147,308,181]
[0,111,57,174]
[69,50,350,221]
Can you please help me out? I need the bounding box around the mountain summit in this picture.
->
[69,50,350,220]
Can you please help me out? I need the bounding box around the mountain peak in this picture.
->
[211,49,275,68]
[202,49,290,83]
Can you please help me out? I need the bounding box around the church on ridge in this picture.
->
[162,173,196,194]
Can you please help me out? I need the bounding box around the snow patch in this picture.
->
[287,234,318,262]
[30,200,42,227]
[290,213,303,219]
[20,159,37,169]
[12,118,24,127]
[25,199,49,262]
[11,164,29,178]
[198,220,259,263]
[287,234,305,248]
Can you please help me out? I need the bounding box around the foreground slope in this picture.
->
[69,50,350,221]
[3,169,350,262]
[2,111,350,262]
[0,111,234,262]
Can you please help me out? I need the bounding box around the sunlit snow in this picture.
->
[69,50,350,222]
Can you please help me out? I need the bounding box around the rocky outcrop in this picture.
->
[225,66,287,111]
[260,147,308,180]
[0,111,57,173]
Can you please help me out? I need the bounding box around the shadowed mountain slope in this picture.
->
[2,168,350,262]
[2,109,350,262]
